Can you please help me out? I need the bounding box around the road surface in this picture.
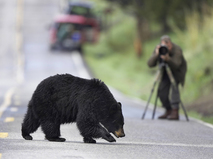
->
[0,0,213,159]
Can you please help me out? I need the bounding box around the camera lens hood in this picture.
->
[159,45,168,55]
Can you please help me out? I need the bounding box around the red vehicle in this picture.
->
[49,13,100,51]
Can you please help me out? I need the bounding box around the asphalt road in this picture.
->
[0,0,213,159]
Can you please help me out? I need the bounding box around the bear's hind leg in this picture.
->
[41,121,65,142]
[22,108,40,140]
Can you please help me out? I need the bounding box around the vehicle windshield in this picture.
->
[57,23,74,40]
[56,23,83,41]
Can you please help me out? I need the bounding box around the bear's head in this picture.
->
[102,102,125,138]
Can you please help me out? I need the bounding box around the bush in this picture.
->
[106,17,136,52]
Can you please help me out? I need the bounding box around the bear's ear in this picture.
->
[118,102,122,109]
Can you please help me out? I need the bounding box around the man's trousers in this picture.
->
[157,70,180,110]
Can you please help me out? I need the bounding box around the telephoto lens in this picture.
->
[159,45,168,55]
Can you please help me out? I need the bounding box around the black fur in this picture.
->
[21,74,125,143]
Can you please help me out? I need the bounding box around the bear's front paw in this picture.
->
[23,135,33,140]
[46,137,66,142]
[103,133,116,142]
[84,137,96,143]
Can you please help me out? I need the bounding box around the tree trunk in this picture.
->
[161,17,170,33]
[134,15,150,58]
[134,15,143,58]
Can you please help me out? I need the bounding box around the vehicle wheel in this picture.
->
[49,44,56,51]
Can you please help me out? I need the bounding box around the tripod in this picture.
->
[141,62,189,121]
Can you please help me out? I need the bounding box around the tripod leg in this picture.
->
[180,100,189,121]
[142,91,153,119]
[152,93,158,119]
[165,64,188,121]
[142,81,157,119]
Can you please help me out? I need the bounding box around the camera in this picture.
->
[159,45,168,55]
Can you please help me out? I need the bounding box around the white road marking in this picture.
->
[14,100,21,106]
[192,118,213,129]
[10,107,18,112]
[0,88,15,118]
[122,141,213,148]
[71,51,91,79]
[14,95,21,106]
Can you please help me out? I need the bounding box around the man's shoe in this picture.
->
[158,110,172,119]
[167,108,179,120]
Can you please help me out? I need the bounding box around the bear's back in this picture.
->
[30,74,91,122]
[36,74,89,92]
[33,74,114,103]
[29,74,118,123]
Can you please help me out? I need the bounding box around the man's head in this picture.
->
[160,35,173,52]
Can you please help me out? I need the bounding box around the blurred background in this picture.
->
[0,0,213,124]
[82,0,213,123]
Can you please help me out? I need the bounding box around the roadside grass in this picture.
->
[187,111,213,124]
[84,4,213,124]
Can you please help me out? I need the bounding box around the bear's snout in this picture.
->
[115,128,125,138]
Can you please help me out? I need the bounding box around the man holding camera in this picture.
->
[147,35,187,120]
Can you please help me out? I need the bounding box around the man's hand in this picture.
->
[160,53,170,62]
[155,45,160,56]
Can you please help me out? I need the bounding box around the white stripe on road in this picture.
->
[71,51,91,79]
[121,141,213,148]
[14,100,21,106]
[191,118,213,129]
[14,95,21,106]
[0,88,15,118]
[144,142,213,148]
[10,107,18,112]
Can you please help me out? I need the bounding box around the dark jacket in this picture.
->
[147,43,187,86]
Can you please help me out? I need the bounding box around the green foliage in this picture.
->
[103,0,213,32]
[187,111,213,124]
[105,18,136,52]
[169,7,213,102]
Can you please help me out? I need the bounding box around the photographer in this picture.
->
[147,35,187,120]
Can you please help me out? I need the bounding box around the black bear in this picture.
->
[21,74,125,143]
